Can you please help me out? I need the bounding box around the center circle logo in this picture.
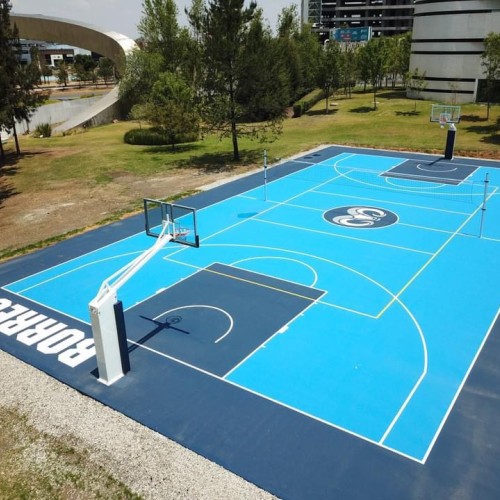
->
[324,206,398,229]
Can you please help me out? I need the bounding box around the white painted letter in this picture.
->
[58,339,96,367]
[37,329,85,354]
[0,310,47,336]
[17,319,68,346]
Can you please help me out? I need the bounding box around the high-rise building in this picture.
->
[301,0,414,38]
[410,0,500,104]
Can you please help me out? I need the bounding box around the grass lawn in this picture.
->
[4,89,499,194]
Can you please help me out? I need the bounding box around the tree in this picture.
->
[481,32,500,120]
[340,45,357,98]
[275,6,320,102]
[97,57,115,86]
[236,9,290,121]
[57,61,69,87]
[397,32,412,87]
[295,23,322,97]
[119,49,164,110]
[41,64,53,84]
[200,0,258,161]
[143,71,200,150]
[406,68,427,112]
[362,38,387,110]
[0,0,43,158]
[73,54,97,86]
[316,41,342,113]
[275,5,303,102]
[138,0,185,72]
[184,0,206,92]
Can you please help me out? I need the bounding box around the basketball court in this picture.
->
[1,145,499,499]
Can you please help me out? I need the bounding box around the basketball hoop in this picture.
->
[439,113,450,129]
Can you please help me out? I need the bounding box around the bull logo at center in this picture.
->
[324,206,398,229]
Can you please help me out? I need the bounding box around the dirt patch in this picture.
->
[0,165,258,255]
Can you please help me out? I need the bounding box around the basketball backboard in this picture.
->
[430,104,461,126]
[144,199,199,248]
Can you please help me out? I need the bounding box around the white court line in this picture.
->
[222,287,325,378]
[313,189,472,215]
[151,304,234,344]
[421,309,500,463]
[2,289,92,326]
[374,192,498,445]
[232,256,319,287]
[175,240,418,319]
[190,154,358,248]
[169,257,374,318]
[252,218,434,256]
[270,197,476,239]
[336,166,481,200]
[4,228,149,289]
[126,338,424,464]
[379,301,427,444]
[15,251,144,294]
[416,164,457,173]
[377,187,498,318]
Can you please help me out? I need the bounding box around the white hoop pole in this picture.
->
[479,173,489,239]
[89,224,172,385]
[264,150,268,201]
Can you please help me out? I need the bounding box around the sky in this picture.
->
[11,0,296,39]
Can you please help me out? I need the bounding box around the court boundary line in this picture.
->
[125,337,425,465]
[3,146,497,467]
[421,308,500,463]
[0,288,93,327]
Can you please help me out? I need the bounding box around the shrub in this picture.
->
[124,127,198,146]
[292,89,327,118]
[33,123,52,138]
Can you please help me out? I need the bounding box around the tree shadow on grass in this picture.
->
[480,134,500,146]
[350,106,375,114]
[177,149,262,174]
[0,151,25,206]
[142,143,203,155]
[463,119,500,146]
[460,114,488,123]
[305,108,339,117]
[378,90,407,99]
[395,110,422,117]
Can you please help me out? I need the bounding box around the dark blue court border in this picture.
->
[124,263,325,377]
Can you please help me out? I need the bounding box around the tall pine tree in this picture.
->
[201,0,257,161]
[0,0,42,157]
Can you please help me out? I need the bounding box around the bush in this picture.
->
[124,127,198,146]
[292,89,327,118]
[33,123,52,138]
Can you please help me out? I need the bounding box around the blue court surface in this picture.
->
[1,145,500,499]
